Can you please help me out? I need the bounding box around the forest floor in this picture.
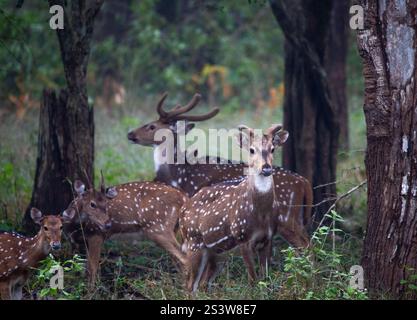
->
[0,96,368,300]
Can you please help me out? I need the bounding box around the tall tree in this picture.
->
[358,0,417,298]
[23,0,103,232]
[326,0,349,150]
[269,0,340,224]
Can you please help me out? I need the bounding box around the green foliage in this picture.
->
[0,1,63,101]
[0,154,32,229]
[400,268,417,297]
[280,211,367,300]
[29,254,87,300]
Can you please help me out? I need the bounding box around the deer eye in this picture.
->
[90,201,97,209]
[271,147,275,153]
[149,124,156,130]
[43,226,48,231]
[249,147,255,155]
[60,226,63,230]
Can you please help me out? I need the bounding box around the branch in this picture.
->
[314,180,367,229]
[82,0,104,51]
[48,0,74,64]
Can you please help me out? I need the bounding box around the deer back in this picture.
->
[106,181,188,236]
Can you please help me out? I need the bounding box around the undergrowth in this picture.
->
[26,210,367,300]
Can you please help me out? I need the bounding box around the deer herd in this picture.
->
[0,93,313,299]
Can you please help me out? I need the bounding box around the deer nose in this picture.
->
[104,221,112,230]
[51,242,61,251]
[127,131,137,142]
[261,165,273,176]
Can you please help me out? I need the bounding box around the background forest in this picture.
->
[0,0,370,299]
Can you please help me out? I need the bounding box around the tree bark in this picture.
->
[269,0,340,225]
[23,0,102,232]
[358,0,417,298]
[326,0,349,150]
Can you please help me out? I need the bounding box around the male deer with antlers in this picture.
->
[127,93,312,281]
[0,208,75,300]
[64,176,189,288]
[180,124,288,292]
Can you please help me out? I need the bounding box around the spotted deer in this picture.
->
[127,93,313,281]
[0,208,74,300]
[64,178,189,288]
[180,124,288,292]
[63,176,118,287]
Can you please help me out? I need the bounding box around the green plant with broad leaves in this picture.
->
[29,254,86,300]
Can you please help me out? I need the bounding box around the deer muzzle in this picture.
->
[51,241,61,251]
[127,131,139,143]
[104,220,112,230]
[261,165,273,177]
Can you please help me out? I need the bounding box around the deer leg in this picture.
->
[11,282,23,300]
[206,254,226,291]
[279,227,310,249]
[186,249,208,293]
[258,238,273,279]
[241,244,257,284]
[13,273,28,300]
[200,252,218,290]
[0,281,11,300]
[86,234,104,290]
[147,232,187,268]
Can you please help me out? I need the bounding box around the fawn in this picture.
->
[63,176,118,288]
[0,208,74,300]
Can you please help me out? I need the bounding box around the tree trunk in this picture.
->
[326,0,349,150]
[23,0,102,233]
[358,0,417,298]
[269,0,340,225]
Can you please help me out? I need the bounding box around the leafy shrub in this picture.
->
[280,210,367,300]
[29,254,87,300]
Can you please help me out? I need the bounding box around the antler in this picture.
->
[100,170,106,194]
[173,107,219,122]
[83,169,93,190]
[155,92,219,123]
[238,125,255,135]
[264,124,283,136]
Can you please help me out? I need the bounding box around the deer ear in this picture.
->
[30,208,43,225]
[62,208,76,223]
[272,130,289,147]
[234,125,252,150]
[74,180,86,195]
[105,187,118,199]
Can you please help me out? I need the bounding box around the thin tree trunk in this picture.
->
[269,0,340,225]
[23,0,103,232]
[358,0,417,298]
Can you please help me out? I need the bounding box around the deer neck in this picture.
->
[154,143,174,184]
[19,232,50,269]
[153,137,186,188]
[247,171,275,210]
